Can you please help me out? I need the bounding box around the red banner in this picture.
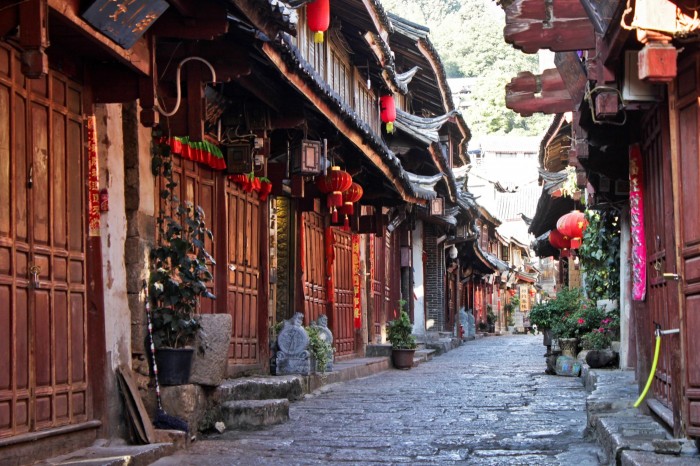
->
[87,115,100,237]
[629,144,646,301]
[352,234,361,329]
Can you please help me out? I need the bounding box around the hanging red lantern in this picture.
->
[548,228,571,250]
[529,288,536,297]
[307,0,330,44]
[315,166,352,222]
[557,210,588,249]
[380,95,396,133]
[339,182,363,230]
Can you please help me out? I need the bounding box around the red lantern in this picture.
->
[339,182,363,230]
[548,229,571,250]
[380,95,396,133]
[557,210,588,249]
[315,166,352,222]
[307,0,330,43]
[529,288,536,297]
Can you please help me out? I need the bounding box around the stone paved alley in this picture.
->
[152,335,603,465]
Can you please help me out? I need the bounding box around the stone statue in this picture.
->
[275,312,311,375]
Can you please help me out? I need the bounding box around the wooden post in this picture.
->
[19,0,49,78]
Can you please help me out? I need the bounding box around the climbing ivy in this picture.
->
[578,210,620,302]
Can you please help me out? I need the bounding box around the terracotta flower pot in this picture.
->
[391,348,415,370]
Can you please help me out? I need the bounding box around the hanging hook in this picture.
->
[155,56,217,117]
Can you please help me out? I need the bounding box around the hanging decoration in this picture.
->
[339,182,363,230]
[556,210,588,249]
[380,95,396,133]
[548,228,571,257]
[352,234,361,329]
[325,226,335,304]
[87,115,100,237]
[307,0,330,43]
[315,166,352,222]
[227,171,272,201]
[166,136,226,170]
[629,144,647,301]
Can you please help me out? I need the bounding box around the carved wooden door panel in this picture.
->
[225,180,261,366]
[0,46,89,438]
[371,234,386,342]
[302,212,327,324]
[331,228,354,357]
[673,56,700,439]
[640,104,681,432]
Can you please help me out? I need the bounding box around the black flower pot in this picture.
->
[155,348,194,385]
[391,349,416,370]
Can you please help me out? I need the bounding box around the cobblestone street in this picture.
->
[152,335,603,465]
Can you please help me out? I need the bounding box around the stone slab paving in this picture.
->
[151,334,603,465]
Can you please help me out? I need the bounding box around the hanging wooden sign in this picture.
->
[82,0,169,49]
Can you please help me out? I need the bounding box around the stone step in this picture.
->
[220,399,290,430]
[34,438,179,466]
[414,349,435,365]
[214,375,304,403]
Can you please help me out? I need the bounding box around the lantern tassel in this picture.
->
[314,31,324,43]
[332,208,338,223]
[343,215,350,231]
[386,121,394,133]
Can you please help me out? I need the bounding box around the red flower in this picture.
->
[577,318,585,325]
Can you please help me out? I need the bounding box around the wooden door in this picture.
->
[673,56,700,439]
[331,228,354,357]
[385,231,401,322]
[446,272,457,331]
[370,234,385,341]
[302,212,327,323]
[640,104,681,432]
[225,179,261,367]
[0,46,89,438]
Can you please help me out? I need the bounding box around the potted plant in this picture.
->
[387,301,417,369]
[148,129,216,385]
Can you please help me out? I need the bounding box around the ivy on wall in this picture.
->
[579,209,621,302]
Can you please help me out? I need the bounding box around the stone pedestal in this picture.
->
[190,314,232,386]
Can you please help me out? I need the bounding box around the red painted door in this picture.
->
[225,179,262,368]
[639,105,681,433]
[302,212,327,323]
[673,56,700,439]
[0,46,89,438]
[370,234,385,342]
[331,228,354,357]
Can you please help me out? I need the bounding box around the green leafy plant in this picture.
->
[305,325,334,374]
[528,301,559,330]
[387,303,417,350]
[580,313,620,350]
[579,209,621,302]
[148,128,216,348]
[549,288,600,339]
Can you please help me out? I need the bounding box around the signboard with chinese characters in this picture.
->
[82,0,169,50]
[352,234,361,329]
[87,116,100,237]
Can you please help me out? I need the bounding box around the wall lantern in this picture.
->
[448,244,458,259]
[307,0,330,43]
[380,95,396,133]
[339,182,363,230]
[556,210,588,249]
[315,166,352,222]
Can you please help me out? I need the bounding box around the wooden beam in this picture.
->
[19,0,49,78]
[150,2,228,40]
[505,69,574,116]
[48,0,152,76]
[261,42,424,205]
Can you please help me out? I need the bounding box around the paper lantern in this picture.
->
[557,210,588,249]
[548,228,571,250]
[380,95,396,133]
[307,0,330,43]
[315,166,352,222]
[339,182,363,230]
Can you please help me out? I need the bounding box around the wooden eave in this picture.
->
[502,0,596,53]
[388,13,454,116]
[262,39,423,205]
[229,0,298,39]
[47,0,152,75]
[505,68,574,117]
